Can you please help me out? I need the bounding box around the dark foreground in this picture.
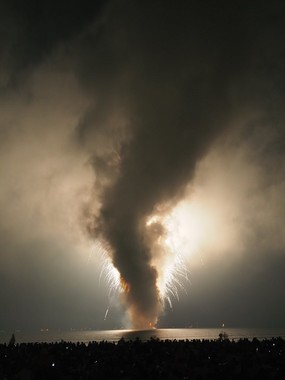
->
[1,337,285,380]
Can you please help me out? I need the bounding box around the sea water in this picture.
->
[1,328,285,344]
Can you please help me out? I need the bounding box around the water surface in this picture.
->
[1,327,285,344]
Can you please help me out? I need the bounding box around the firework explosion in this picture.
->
[96,207,190,326]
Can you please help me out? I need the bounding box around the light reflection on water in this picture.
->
[1,328,285,344]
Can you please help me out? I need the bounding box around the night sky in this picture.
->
[1,0,285,331]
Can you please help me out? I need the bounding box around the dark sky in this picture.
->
[1,0,285,331]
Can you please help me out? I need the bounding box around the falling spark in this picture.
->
[95,240,121,298]
[93,240,122,321]
[104,308,109,321]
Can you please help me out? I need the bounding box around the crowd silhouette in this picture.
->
[0,336,284,379]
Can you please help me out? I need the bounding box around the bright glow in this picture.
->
[95,194,226,316]
[164,200,215,256]
[145,214,160,226]
[145,197,221,307]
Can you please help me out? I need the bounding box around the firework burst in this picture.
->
[95,207,190,322]
[146,212,189,309]
[94,240,121,298]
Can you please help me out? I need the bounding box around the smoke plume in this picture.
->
[74,1,285,327]
[0,0,285,330]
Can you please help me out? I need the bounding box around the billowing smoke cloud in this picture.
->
[74,1,285,327]
[1,0,285,330]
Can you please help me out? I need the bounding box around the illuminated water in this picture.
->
[1,328,285,344]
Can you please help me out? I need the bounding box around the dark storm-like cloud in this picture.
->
[73,0,285,327]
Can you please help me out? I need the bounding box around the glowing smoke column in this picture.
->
[84,2,247,328]
[99,201,161,328]
[97,87,232,329]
